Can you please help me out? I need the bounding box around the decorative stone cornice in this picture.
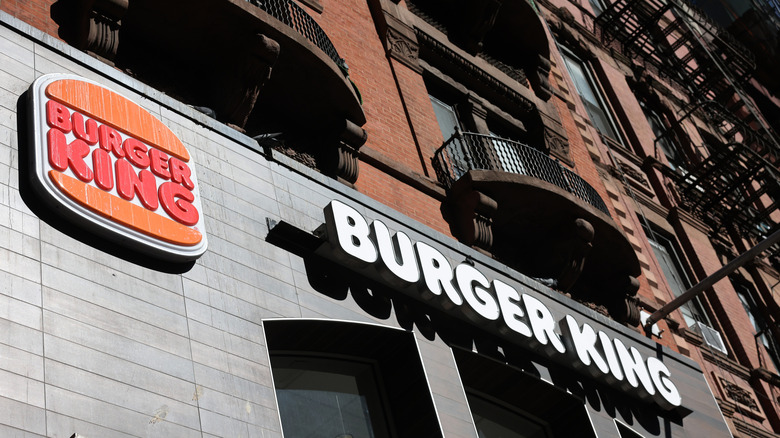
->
[752,367,780,388]
[686,332,753,379]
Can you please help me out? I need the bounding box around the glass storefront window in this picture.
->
[272,356,391,438]
[617,422,645,438]
[468,392,551,438]
[453,349,596,438]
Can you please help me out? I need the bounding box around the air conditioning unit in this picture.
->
[691,321,728,355]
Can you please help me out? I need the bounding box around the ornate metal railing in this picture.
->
[249,0,347,71]
[433,132,610,215]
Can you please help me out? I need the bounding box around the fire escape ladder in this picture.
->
[597,0,780,244]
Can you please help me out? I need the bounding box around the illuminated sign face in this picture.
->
[322,200,682,410]
[29,74,207,261]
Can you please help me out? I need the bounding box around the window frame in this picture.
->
[642,223,712,328]
[271,354,393,438]
[639,100,688,170]
[263,319,444,438]
[731,277,780,372]
[588,0,609,16]
[465,389,553,438]
[453,348,597,438]
[559,47,627,149]
[429,94,463,143]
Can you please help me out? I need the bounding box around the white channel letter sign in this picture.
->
[322,200,682,410]
[29,74,207,261]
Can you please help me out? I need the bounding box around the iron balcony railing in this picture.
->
[249,0,347,71]
[433,132,610,215]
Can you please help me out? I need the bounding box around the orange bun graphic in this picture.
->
[45,79,191,162]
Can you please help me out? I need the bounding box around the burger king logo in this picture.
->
[29,74,207,261]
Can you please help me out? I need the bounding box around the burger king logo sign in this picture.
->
[29,74,207,261]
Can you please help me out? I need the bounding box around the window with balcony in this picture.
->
[57,0,366,184]
[560,49,626,148]
[428,94,531,178]
[428,87,641,326]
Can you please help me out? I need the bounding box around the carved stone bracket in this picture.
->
[75,0,129,61]
[333,119,368,184]
[604,276,641,325]
[555,218,594,292]
[544,128,572,167]
[386,26,421,72]
[529,54,554,102]
[448,187,498,253]
[220,33,280,129]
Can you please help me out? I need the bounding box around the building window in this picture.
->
[588,0,609,16]
[264,319,443,437]
[454,349,596,438]
[560,49,625,148]
[429,94,532,176]
[272,356,390,438]
[732,278,780,372]
[467,392,551,438]
[643,224,710,327]
[640,102,686,170]
[430,95,462,142]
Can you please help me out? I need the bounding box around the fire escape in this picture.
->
[596,0,780,248]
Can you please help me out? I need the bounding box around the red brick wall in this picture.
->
[674,217,762,367]
[317,0,454,235]
[1,0,59,39]
[318,0,425,173]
